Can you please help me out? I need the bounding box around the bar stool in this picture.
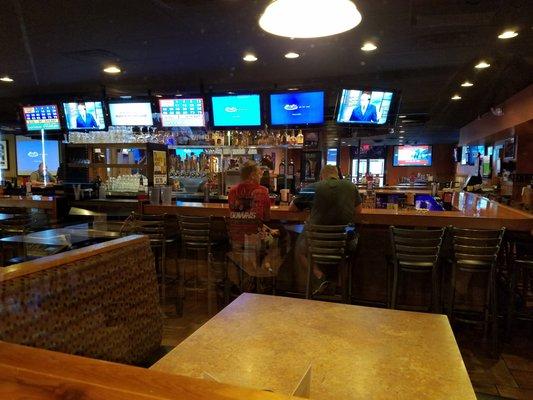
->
[225,217,282,301]
[389,226,446,312]
[506,232,533,338]
[129,212,170,302]
[448,227,505,353]
[178,215,213,316]
[305,223,351,303]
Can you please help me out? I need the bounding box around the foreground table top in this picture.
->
[152,293,476,400]
[0,224,121,245]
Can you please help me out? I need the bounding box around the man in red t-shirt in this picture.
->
[227,163,271,247]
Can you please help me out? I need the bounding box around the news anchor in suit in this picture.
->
[76,103,99,128]
[350,91,378,123]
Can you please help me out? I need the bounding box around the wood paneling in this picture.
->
[459,84,533,145]
[0,341,289,400]
[516,120,533,174]
[385,144,455,186]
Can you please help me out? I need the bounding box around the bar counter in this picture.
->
[0,194,65,220]
[143,191,533,231]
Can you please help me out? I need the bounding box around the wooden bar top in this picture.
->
[143,191,533,231]
[152,293,476,400]
[0,340,290,400]
[0,194,60,209]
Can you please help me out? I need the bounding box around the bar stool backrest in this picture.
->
[389,227,445,271]
[179,215,211,250]
[130,212,167,245]
[306,224,348,267]
[451,227,505,271]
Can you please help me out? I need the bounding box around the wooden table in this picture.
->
[151,294,476,400]
[0,195,64,220]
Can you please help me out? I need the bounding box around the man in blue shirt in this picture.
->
[76,103,99,129]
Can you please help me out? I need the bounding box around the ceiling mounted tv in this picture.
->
[210,94,261,128]
[108,102,154,126]
[269,91,324,126]
[159,98,205,127]
[336,89,395,126]
[16,136,60,176]
[393,145,432,167]
[62,101,107,131]
[22,104,61,131]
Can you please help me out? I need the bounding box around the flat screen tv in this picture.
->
[393,145,432,167]
[336,89,394,125]
[108,102,154,126]
[22,104,61,131]
[269,91,324,126]
[62,101,106,130]
[159,98,205,127]
[16,136,60,176]
[326,148,337,166]
[210,94,261,128]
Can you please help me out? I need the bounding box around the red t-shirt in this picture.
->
[228,181,271,221]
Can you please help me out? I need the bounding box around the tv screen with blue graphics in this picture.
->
[270,91,324,126]
[63,101,106,130]
[22,104,61,131]
[16,137,60,176]
[211,94,261,127]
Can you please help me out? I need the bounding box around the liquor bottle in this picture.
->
[279,158,286,175]
[287,159,295,176]
[296,129,304,145]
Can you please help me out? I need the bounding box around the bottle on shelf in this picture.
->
[287,159,295,176]
[296,129,304,145]
[279,158,286,175]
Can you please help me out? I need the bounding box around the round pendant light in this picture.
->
[259,0,362,39]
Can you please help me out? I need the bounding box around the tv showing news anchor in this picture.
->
[336,89,394,125]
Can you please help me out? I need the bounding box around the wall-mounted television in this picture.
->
[108,102,154,126]
[269,91,324,126]
[336,89,395,125]
[159,98,205,127]
[210,94,261,128]
[393,145,432,167]
[326,148,337,166]
[16,136,60,176]
[62,101,106,131]
[22,104,61,131]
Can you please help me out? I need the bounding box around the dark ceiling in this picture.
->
[0,0,532,145]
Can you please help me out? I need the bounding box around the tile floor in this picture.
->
[155,293,533,400]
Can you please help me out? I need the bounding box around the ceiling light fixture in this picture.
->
[475,61,490,69]
[285,52,300,59]
[451,94,462,100]
[361,42,377,51]
[259,0,362,39]
[287,87,299,91]
[103,66,121,74]
[0,76,14,82]
[498,30,518,39]
[243,54,258,62]
[461,81,473,87]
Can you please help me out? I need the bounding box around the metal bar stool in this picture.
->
[448,227,505,354]
[305,223,351,303]
[389,226,445,312]
[129,212,169,302]
[506,231,533,339]
[178,215,213,316]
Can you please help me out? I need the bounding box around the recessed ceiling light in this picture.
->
[461,81,474,87]
[361,42,377,51]
[498,30,518,39]
[285,52,300,59]
[0,76,14,82]
[451,94,462,100]
[475,61,490,69]
[259,0,362,39]
[243,54,258,62]
[103,65,121,74]
[287,87,299,91]
[398,115,406,118]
